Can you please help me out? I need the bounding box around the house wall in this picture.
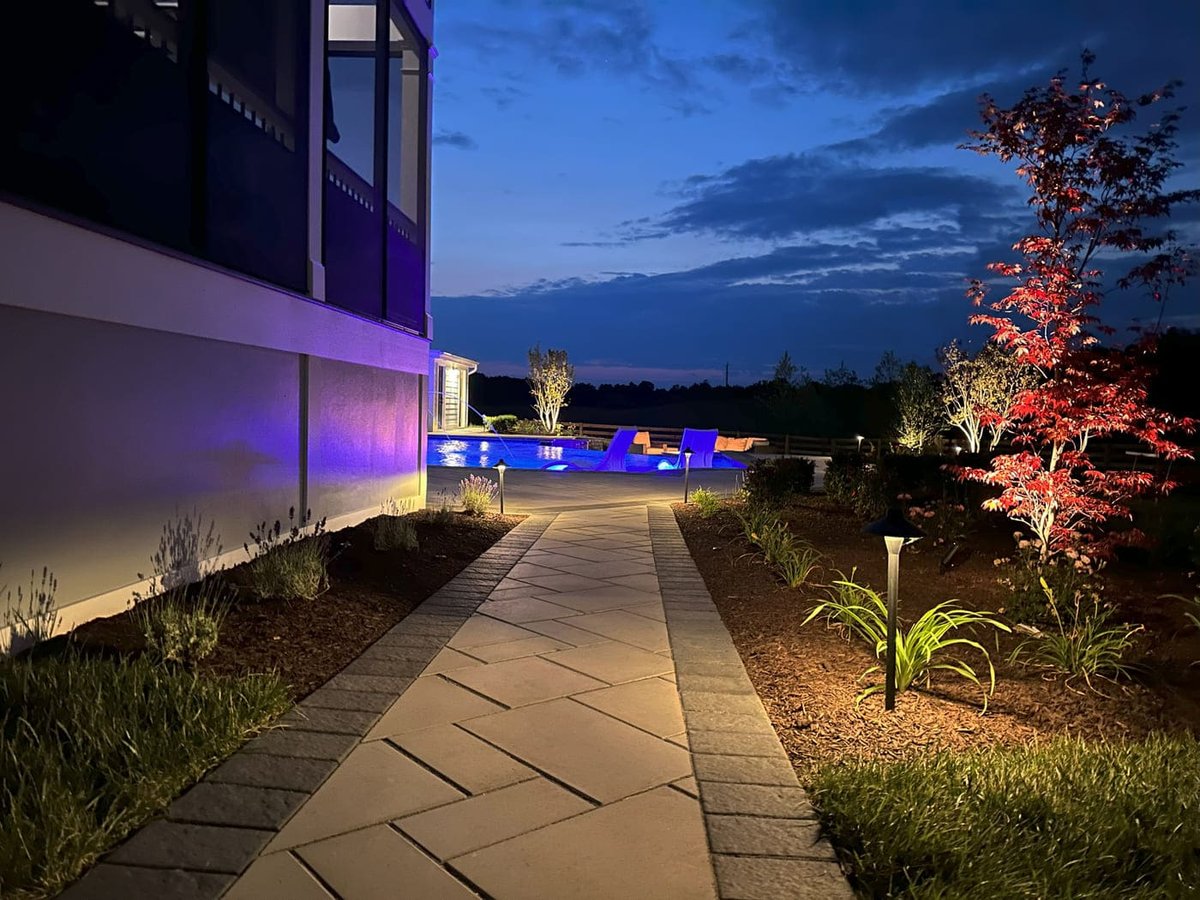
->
[0,204,428,639]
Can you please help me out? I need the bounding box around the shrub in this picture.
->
[802,575,1010,707]
[0,652,289,898]
[458,474,498,515]
[373,499,419,552]
[775,541,822,588]
[848,466,888,519]
[482,414,519,434]
[994,534,1103,624]
[420,491,457,526]
[2,566,60,656]
[823,451,867,504]
[132,579,229,668]
[508,418,552,435]
[243,508,330,601]
[744,458,815,505]
[812,734,1200,899]
[904,498,972,546]
[878,453,949,500]
[689,487,722,517]
[1011,578,1142,686]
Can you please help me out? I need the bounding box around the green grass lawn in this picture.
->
[812,734,1200,899]
[0,652,289,898]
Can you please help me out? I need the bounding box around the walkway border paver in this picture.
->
[61,514,555,900]
[647,505,854,900]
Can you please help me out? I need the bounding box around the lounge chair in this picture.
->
[673,428,719,468]
[544,427,638,472]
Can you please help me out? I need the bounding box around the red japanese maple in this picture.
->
[961,52,1198,560]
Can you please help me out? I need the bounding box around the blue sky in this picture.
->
[428,0,1200,385]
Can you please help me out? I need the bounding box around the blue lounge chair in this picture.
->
[674,428,719,468]
[544,427,638,472]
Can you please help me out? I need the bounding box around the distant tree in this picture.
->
[822,362,861,387]
[939,341,1035,452]
[773,351,798,385]
[960,52,1197,560]
[894,363,942,452]
[527,345,574,433]
[871,350,905,386]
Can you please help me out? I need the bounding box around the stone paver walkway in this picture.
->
[65,505,850,899]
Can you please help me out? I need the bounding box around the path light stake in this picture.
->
[683,447,693,503]
[863,508,924,711]
[495,458,507,515]
[855,434,864,452]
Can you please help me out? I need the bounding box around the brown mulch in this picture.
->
[674,497,1200,783]
[68,512,522,700]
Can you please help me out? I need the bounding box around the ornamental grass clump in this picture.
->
[373,499,419,552]
[243,508,330,601]
[1011,578,1142,687]
[803,574,1009,707]
[774,541,822,589]
[812,734,1200,899]
[131,578,229,669]
[457,474,498,516]
[0,652,289,898]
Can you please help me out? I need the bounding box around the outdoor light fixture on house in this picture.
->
[682,447,694,503]
[863,508,925,711]
[495,459,507,515]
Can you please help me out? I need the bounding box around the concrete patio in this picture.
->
[65,505,850,900]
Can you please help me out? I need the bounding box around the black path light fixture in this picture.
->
[495,458,507,515]
[863,507,925,711]
[682,447,694,503]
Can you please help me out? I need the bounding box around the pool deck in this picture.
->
[427,466,747,513]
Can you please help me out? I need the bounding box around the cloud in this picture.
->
[440,0,710,114]
[627,153,1020,242]
[433,130,478,150]
[752,0,1200,97]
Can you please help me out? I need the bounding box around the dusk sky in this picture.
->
[428,0,1200,386]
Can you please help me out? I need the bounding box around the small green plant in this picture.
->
[131,579,229,668]
[803,576,1010,707]
[2,565,61,656]
[690,486,722,517]
[775,541,823,588]
[754,520,795,567]
[243,508,330,601]
[1012,578,1142,686]
[458,474,499,515]
[373,499,419,552]
[734,503,777,546]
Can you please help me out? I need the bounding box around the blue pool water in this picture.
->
[428,435,745,472]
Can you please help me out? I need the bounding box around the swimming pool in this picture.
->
[427,435,746,472]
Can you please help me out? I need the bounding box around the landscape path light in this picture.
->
[863,507,925,711]
[495,459,507,515]
[682,447,693,503]
[855,434,864,452]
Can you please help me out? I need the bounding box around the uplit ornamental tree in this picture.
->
[939,341,1034,452]
[528,345,574,433]
[961,53,1198,560]
[894,363,942,452]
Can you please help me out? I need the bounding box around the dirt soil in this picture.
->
[69,512,521,700]
[675,497,1200,782]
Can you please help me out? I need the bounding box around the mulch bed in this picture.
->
[675,497,1200,782]
[68,512,522,700]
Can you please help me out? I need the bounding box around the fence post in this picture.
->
[784,434,790,458]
